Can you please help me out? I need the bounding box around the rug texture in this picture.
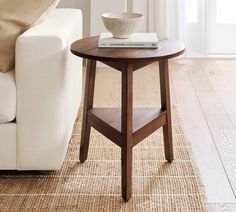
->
[0,108,205,211]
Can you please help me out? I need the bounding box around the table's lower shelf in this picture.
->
[87,108,167,147]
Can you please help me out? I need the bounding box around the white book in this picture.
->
[98,32,158,48]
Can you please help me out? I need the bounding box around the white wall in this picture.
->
[77,0,91,37]
[58,0,90,36]
[58,0,128,36]
[90,0,126,36]
[58,0,77,8]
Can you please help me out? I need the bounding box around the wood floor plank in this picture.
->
[200,59,236,198]
[170,60,236,203]
[94,67,121,107]
[186,59,236,200]
[94,64,161,108]
[202,59,236,130]
[207,203,236,212]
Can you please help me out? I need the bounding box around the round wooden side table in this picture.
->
[71,36,185,202]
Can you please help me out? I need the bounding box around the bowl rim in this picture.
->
[102,12,143,20]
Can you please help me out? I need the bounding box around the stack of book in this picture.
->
[98,32,158,48]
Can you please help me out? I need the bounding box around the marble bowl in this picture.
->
[102,12,143,39]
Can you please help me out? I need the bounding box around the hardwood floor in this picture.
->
[170,59,236,210]
[86,59,236,210]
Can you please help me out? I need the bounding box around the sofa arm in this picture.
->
[15,9,83,170]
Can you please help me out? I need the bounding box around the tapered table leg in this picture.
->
[80,60,96,163]
[159,59,173,162]
[121,63,133,201]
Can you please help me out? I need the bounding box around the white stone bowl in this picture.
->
[102,12,143,39]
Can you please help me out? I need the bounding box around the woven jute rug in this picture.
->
[0,108,205,211]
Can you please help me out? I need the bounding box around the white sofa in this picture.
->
[0,9,83,170]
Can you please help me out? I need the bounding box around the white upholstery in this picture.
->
[0,70,16,123]
[0,123,16,169]
[0,9,82,170]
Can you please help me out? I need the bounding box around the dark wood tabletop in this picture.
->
[71,36,185,63]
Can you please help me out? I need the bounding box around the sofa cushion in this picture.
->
[0,69,16,123]
[0,0,60,72]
